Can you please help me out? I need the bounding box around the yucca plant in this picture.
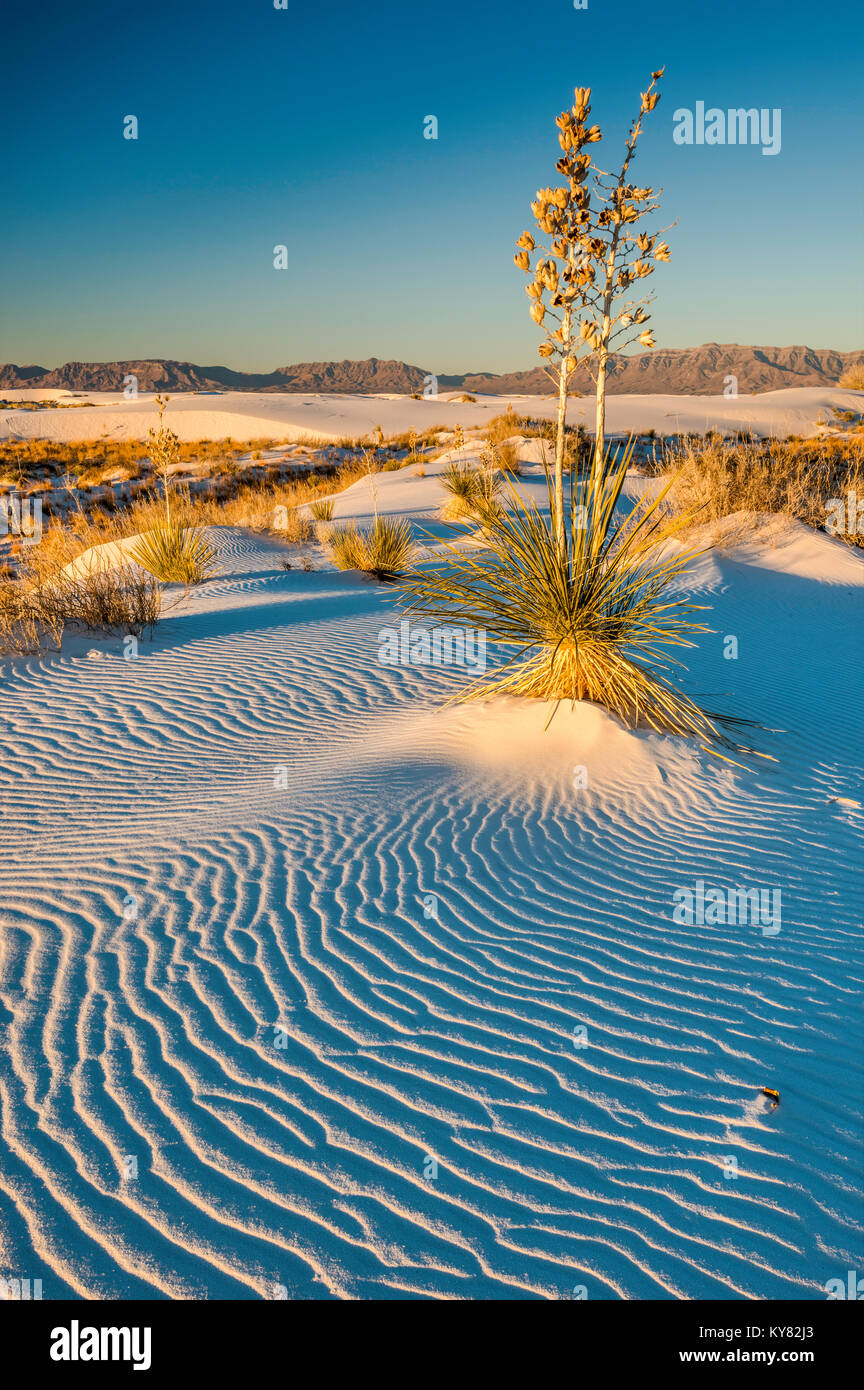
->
[327,516,413,581]
[402,442,747,752]
[441,459,503,521]
[309,498,334,520]
[130,520,216,584]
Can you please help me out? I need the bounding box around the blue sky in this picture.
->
[1,0,861,372]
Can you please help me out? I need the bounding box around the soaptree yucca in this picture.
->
[516,70,670,542]
[327,516,413,581]
[130,520,216,584]
[402,442,740,750]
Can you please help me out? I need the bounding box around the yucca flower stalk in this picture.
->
[148,393,181,524]
[516,70,670,515]
[401,441,744,752]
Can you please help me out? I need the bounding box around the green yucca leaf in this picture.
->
[130,522,217,585]
[328,516,413,581]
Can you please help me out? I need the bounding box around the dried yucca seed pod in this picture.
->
[538,343,554,358]
[530,301,546,325]
[514,250,530,271]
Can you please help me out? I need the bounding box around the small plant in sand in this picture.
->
[309,498,334,521]
[403,442,745,752]
[516,71,670,543]
[327,516,413,582]
[440,459,503,521]
[130,520,217,584]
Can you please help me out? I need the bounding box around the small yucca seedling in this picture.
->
[327,516,413,581]
[440,460,503,521]
[403,442,749,754]
[309,498,334,520]
[441,459,481,519]
[130,521,217,585]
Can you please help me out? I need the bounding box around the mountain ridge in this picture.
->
[1,345,861,396]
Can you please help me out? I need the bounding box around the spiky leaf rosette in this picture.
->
[401,442,746,751]
[130,521,217,585]
[328,516,413,582]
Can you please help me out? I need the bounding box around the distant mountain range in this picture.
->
[1,345,861,397]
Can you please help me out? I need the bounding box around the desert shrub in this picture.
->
[53,566,162,637]
[838,364,864,390]
[661,435,864,548]
[327,516,413,581]
[485,412,522,446]
[494,440,522,474]
[2,556,161,656]
[309,498,334,521]
[326,523,366,571]
[130,521,217,584]
[402,445,747,751]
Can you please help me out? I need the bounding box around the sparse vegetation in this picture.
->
[1,549,161,657]
[309,498,334,521]
[656,434,864,548]
[440,460,503,521]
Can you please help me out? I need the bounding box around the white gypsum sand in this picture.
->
[0,440,862,1299]
[0,384,858,443]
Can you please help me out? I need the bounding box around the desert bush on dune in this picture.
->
[327,516,413,581]
[660,435,864,548]
[485,412,523,446]
[1,551,161,656]
[402,442,746,752]
[309,498,334,521]
[838,365,864,390]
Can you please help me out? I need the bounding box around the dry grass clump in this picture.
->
[309,498,334,520]
[402,444,747,752]
[838,364,864,390]
[130,521,217,584]
[1,551,161,656]
[327,516,413,581]
[487,440,521,475]
[485,411,523,446]
[660,435,864,547]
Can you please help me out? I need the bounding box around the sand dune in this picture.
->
[0,385,856,444]
[1,455,862,1300]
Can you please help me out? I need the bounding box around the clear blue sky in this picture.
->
[1,0,861,372]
